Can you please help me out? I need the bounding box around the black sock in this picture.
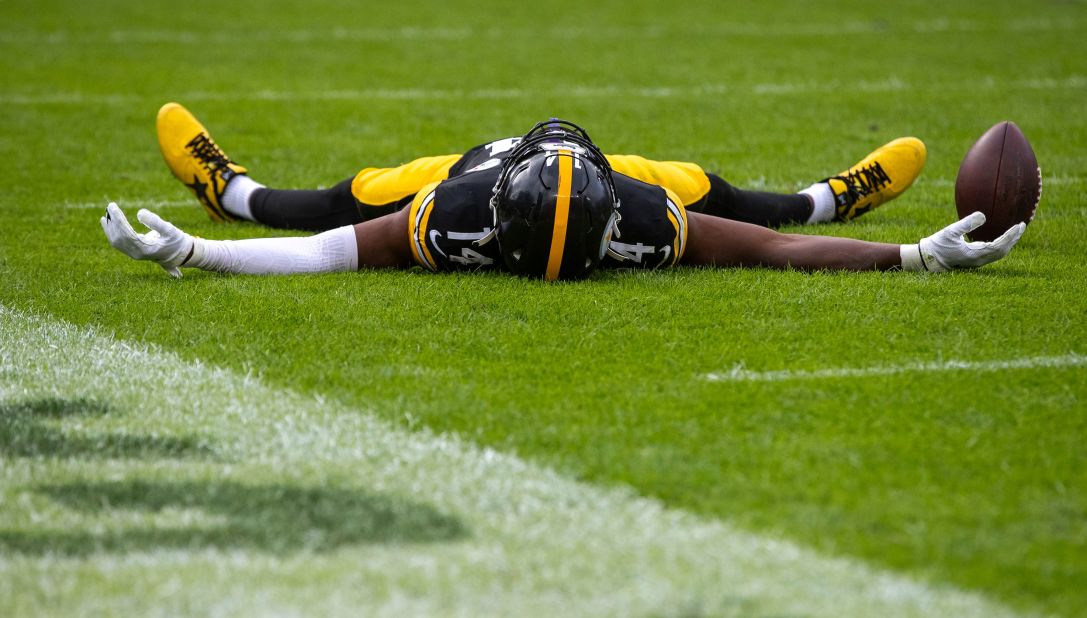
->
[692,173,813,228]
[248,177,365,231]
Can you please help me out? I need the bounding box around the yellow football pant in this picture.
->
[350,153,711,211]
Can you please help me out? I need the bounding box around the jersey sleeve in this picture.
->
[407,181,443,271]
[603,181,688,270]
[661,188,688,266]
[406,178,502,273]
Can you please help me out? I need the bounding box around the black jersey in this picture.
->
[407,138,688,273]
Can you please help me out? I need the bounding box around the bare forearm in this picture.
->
[682,211,900,271]
[353,207,415,268]
[751,233,901,271]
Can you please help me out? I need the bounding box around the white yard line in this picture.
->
[0,304,1026,617]
[61,198,192,210]
[924,175,1083,188]
[2,76,1084,106]
[0,19,1080,45]
[705,353,1087,383]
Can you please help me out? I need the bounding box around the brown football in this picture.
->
[954,121,1042,242]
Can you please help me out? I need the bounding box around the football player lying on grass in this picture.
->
[103,103,1025,280]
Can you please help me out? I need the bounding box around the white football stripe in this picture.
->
[0,19,1080,45]
[61,198,192,210]
[1,75,1084,106]
[924,175,1082,187]
[704,353,1087,383]
[0,304,1022,617]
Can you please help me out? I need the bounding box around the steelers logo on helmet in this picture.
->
[490,120,620,281]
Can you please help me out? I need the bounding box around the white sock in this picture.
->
[799,182,836,224]
[187,225,359,274]
[221,175,265,221]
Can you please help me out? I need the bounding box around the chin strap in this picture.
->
[474,227,498,247]
[603,210,625,262]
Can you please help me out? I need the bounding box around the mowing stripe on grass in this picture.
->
[0,304,1025,617]
[0,19,1080,46]
[924,175,1083,187]
[2,75,1084,106]
[704,353,1087,383]
[61,198,192,210]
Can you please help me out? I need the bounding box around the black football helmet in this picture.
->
[489,120,619,280]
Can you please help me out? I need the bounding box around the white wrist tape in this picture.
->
[899,243,928,272]
[187,225,359,274]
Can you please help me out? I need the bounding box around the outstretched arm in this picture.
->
[351,207,414,268]
[682,210,1025,272]
[683,211,899,270]
[101,203,412,277]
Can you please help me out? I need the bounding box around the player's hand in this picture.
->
[902,212,1026,272]
[100,202,193,278]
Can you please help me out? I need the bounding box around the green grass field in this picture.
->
[2,0,1086,615]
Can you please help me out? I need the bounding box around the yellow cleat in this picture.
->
[827,137,926,221]
[156,102,248,223]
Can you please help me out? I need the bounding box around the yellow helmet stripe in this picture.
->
[545,150,573,281]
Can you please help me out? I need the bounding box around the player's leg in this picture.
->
[244,178,364,231]
[609,136,926,228]
[696,174,814,227]
[236,153,461,230]
[157,102,361,231]
[607,154,813,227]
[156,102,458,232]
[701,137,927,226]
[798,137,927,223]
[236,152,461,232]
[348,154,461,221]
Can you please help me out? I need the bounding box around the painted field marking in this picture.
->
[924,175,1084,188]
[0,304,1023,617]
[62,198,191,210]
[2,75,1084,106]
[705,353,1087,383]
[0,18,1081,45]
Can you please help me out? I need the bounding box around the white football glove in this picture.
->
[100,202,194,278]
[900,211,1026,272]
